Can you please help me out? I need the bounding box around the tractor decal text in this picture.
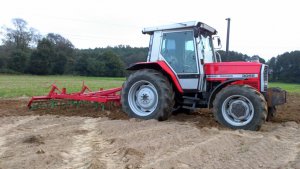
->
[206,74,258,79]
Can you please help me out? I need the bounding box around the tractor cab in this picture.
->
[142,21,219,92]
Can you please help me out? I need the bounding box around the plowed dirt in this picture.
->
[0,93,299,169]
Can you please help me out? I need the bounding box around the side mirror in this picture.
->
[213,36,222,49]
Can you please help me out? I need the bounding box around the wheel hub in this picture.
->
[221,94,255,127]
[128,80,158,116]
[228,100,250,120]
[136,87,156,109]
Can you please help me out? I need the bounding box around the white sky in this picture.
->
[0,0,299,60]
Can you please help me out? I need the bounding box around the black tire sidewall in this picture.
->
[121,70,172,120]
[214,86,265,130]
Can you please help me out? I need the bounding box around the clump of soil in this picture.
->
[22,135,44,145]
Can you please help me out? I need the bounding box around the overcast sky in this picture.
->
[0,0,299,60]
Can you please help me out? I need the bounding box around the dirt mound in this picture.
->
[0,115,299,169]
[0,93,299,168]
[273,93,300,123]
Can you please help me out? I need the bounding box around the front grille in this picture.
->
[263,65,268,91]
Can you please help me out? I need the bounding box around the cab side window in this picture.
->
[161,31,197,73]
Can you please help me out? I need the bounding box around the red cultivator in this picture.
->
[28,83,121,109]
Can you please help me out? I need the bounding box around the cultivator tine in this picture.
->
[28,83,122,111]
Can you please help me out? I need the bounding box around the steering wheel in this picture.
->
[166,55,178,67]
[183,52,196,72]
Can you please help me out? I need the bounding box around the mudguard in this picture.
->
[207,78,245,108]
[127,61,183,93]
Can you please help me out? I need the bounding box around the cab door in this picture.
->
[160,30,202,92]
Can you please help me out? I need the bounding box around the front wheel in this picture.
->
[213,85,267,131]
[121,69,174,121]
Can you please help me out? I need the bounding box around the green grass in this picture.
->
[0,74,125,98]
[269,82,300,93]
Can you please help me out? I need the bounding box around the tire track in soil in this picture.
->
[60,118,98,169]
[144,135,221,168]
[60,118,117,169]
[0,116,37,158]
[275,123,300,168]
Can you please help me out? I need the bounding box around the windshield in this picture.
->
[198,34,215,63]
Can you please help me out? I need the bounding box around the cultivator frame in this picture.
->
[28,84,122,109]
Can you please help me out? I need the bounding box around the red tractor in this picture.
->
[28,21,286,131]
[121,21,286,130]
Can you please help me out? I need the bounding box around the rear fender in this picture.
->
[127,61,183,93]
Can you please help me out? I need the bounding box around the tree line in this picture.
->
[0,18,147,77]
[0,18,299,83]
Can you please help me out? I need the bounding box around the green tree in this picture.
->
[28,39,54,75]
[275,51,300,83]
[1,18,40,73]
[74,56,89,76]
[101,51,124,77]
[217,50,265,63]
[51,51,67,74]
[7,49,29,73]
[267,57,277,81]
[2,18,40,50]
[46,33,74,74]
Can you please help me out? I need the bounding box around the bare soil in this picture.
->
[0,93,299,169]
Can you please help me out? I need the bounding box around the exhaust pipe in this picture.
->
[225,18,231,56]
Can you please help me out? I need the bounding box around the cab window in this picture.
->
[161,31,197,73]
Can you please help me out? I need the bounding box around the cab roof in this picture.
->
[142,21,217,35]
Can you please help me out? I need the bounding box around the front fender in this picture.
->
[208,78,245,108]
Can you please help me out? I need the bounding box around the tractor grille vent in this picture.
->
[263,65,268,91]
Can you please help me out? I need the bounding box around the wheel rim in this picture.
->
[221,95,254,126]
[128,80,158,116]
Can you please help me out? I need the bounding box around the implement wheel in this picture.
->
[121,69,174,120]
[213,85,267,131]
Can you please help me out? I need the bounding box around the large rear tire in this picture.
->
[121,69,174,120]
[213,85,267,131]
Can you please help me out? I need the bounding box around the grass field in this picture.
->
[268,82,300,93]
[0,75,299,98]
[0,75,125,98]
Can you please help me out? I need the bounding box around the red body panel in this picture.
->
[156,61,183,93]
[129,61,262,92]
[204,62,262,91]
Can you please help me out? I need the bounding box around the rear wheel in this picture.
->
[213,85,267,131]
[121,69,174,120]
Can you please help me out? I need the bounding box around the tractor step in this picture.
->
[182,96,200,101]
[182,105,196,110]
[181,94,199,110]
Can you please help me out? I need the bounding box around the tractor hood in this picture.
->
[204,62,263,81]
